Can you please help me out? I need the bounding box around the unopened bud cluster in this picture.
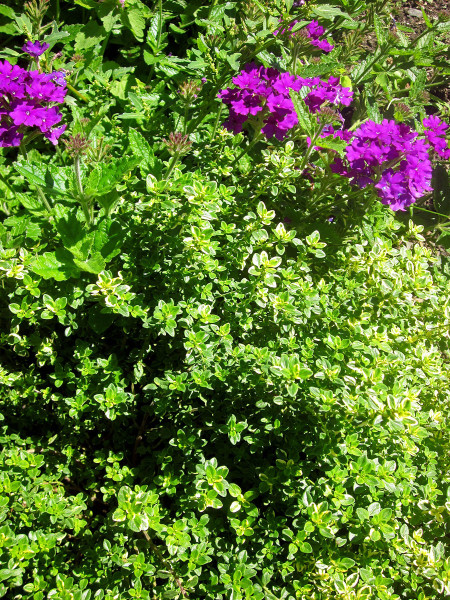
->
[178,79,206,104]
[163,132,192,156]
[64,134,91,157]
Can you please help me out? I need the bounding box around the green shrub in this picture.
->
[1,0,450,598]
[1,178,450,598]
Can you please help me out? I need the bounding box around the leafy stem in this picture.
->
[74,155,92,226]
[19,142,53,216]
[162,153,181,190]
[141,530,188,597]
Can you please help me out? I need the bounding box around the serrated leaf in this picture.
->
[85,157,140,197]
[312,4,352,20]
[226,53,241,70]
[289,90,316,135]
[0,6,16,18]
[30,251,79,281]
[373,14,387,46]
[128,128,155,170]
[352,55,381,85]
[75,21,107,52]
[147,10,162,50]
[124,8,147,41]
[14,163,70,196]
[73,252,106,274]
[316,134,348,157]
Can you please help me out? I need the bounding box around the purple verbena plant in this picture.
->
[0,59,66,147]
[218,63,352,142]
[330,119,449,211]
[274,19,334,54]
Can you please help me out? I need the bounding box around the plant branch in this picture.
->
[142,530,188,597]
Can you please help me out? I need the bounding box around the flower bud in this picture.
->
[163,132,192,156]
[64,134,91,157]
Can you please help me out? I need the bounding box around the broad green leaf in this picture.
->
[312,4,353,20]
[0,6,16,18]
[75,21,107,52]
[126,8,147,41]
[316,135,349,157]
[85,157,140,197]
[30,250,79,281]
[73,252,106,274]
[128,128,155,171]
[147,10,162,50]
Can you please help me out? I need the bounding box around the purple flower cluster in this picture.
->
[306,20,334,53]
[218,64,353,141]
[0,59,66,147]
[218,63,300,140]
[301,76,353,113]
[22,40,49,58]
[274,19,334,53]
[331,119,433,211]
[423,115,450,159]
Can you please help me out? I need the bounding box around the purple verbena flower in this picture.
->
[218,63,305,140]
[302,76,353,114]
[0,125,23,147]
[0,59,66,147]
[219,64,354,142]
[22,40,49,58]
[307,21,325,38]
[331,119,434,211]
[423,115,450,160]
[275,17,334,54]
[44,124,66,145]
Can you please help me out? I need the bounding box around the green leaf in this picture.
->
[30,251,80,281]
[15,163,64,196]
[124,8,147,41]
[373,14,387,46]
[298,368,313,379]
[128,128,155,171]
[88,308,115,334]
[379,508,392,522]
[317,135,349,157]
[368,502,381,517]
[226,53,241,70]
[147,10,162,50]
[289,90,316,135]
[432,164,450,216]
[85,157,140,197]
[356,507,369,521]
[299,542,312,553]
[75,21,107,52]
[312,4,352,19]
[97,1,119,32]
[73,252,106,275]
[0,5,16,18]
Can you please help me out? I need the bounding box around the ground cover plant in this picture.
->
[1,0,450,598]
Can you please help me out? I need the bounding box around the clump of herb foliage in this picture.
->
[1,1,450,599]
